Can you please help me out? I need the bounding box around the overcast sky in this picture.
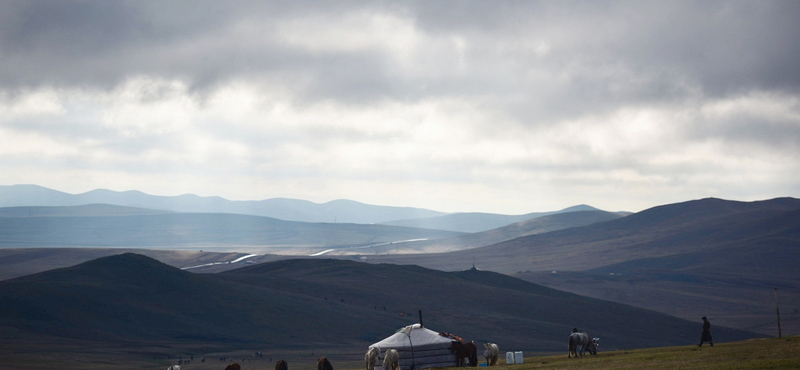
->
[1,1,798,214]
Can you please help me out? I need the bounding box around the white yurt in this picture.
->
[370,324,457,370]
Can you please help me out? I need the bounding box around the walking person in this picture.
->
[698,316,713,346]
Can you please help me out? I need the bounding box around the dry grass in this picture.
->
[1,337,797,370]
[470,337,800,370]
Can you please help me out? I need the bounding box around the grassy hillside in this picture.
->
[0,254,759,356]
[0,247,280,281]
[365,198,800,273]
[362,198,800,336]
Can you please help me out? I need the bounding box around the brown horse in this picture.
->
[465,341,478,367]
[451,341,478,367]
[225,363,241,370]
[318,357,334,370]
[276,360,288,370]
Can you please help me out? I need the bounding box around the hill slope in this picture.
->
[378,205,609,233]
[331,210,623,255]
[359,197,800,336]
[0,254,758,353]
[0,205,461,253]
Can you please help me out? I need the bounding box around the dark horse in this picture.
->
[276,360,288,370]
[225,363,241,370]
[451,341,478,367]
[318,357,334,370]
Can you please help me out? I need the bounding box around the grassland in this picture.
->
[488,337,800,370]
[0,337,796,370]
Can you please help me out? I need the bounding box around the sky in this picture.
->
[1,1,799,214]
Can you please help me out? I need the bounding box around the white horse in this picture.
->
[366,346,380,370]
[383,349,399,370]
[483,343,499,366]
[568,332,599,358]
[167,366,182,370]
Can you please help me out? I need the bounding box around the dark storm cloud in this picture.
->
[2,0,798,103]
[410,1,800,97]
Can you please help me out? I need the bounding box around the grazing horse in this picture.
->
[451,341,478,367]
[167,366,181,370]
[568,332,599,358]
[318,357,334,370]
[276,360,288,370]
[465,341,478,367]
[483,343,499,366]
[451,341,467,367]
[383,349,399,370]
[225,363,241,370]
[366,347,380,370]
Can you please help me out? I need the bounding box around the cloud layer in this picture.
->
[1,1,798,213]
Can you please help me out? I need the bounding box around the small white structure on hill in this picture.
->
[370,324,457,370]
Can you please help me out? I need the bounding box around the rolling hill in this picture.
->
[0,253,758,355]
[324,210,624,255]
[0,204,461,253]
[0,208,625,280]
[358,197,800,336]
[377,205,615,233]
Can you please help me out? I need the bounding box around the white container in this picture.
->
[514,351,523,364]
[505,352,514,364]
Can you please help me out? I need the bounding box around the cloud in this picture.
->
[0,1,798,213]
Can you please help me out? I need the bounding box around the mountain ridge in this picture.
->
[0,184,448,224]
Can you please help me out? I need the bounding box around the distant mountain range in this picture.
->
[0,184,612,232]
[0,184,447,224]
[0,253,759,355]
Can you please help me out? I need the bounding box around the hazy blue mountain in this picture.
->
[378,204,609,233]
[0,185,614,228]
[0,205,461,251]
[0,253,759,353]
[0,184,448,224]
[0,204,174,218]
